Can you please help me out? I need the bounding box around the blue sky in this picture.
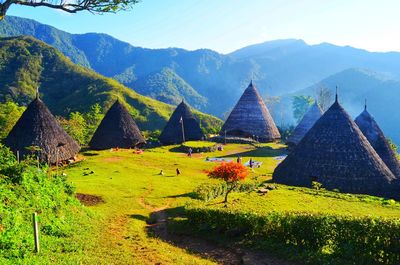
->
[7,0,400,53]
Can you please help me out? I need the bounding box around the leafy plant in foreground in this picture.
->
[207,162,249,203]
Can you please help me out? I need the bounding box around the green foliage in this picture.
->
[0,36,222,134]
[58,104,104,145]
[0,144,90,260]
[387,138,398,154]
[194,181,258,202]
[292,95,314,123]
[0,0,140,19]
[311,181,324,191]
[278,125,294,142]
[0,101,25,139]
[59,112,88,145]
[185,206,400,264]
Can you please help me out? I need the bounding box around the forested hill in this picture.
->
[0,36,222,132]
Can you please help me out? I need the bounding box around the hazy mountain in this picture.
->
[0,36,222,131]
[280,68,400,144]
[2,16,400,120]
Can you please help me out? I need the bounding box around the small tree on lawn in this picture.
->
[207,162,249,203]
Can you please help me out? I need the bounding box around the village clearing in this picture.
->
[32,143,400,264]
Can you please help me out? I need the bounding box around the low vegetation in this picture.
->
[0,144,92,264]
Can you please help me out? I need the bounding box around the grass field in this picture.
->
[48,142,400,264]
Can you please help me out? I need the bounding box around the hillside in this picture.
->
[280,68,400,144]
[2,16,400,117]
[0,36,222,132]
[121,67,208,110]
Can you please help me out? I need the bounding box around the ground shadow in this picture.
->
[128,214,148,222]
[144,206,298,265]
[165,192,197,199]
[169,146,184,153]
[81,151,99,157]
[220,146,288,158]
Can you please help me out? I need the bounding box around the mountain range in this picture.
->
[0,36,221,132]
[1,16,400,143]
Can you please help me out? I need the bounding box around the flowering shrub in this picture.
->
[207,162,249,203]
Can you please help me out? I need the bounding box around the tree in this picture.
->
[59,112,87,145]
[292,95,314,123]
[315,85,333,112]
[207,162,249,203]
[85,103,103,140]
[265,95,280,118]
[0,101,25,140]
[0,0,140,19]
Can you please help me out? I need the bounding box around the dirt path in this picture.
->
[138,196,299,265]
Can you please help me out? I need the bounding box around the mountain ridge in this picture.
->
[0,36,222,132]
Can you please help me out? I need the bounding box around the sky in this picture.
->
[7,0,400,54]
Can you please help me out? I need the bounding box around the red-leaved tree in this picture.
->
[208,161,249,203]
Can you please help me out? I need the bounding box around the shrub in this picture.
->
[194,181,257,201]
[0,145,87,260]
[185,206,400,264]
[207,162,249,203]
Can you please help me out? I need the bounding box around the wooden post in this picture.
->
[33,212,39,253]
[224,130,227,145]
[56,149,59,176]
[17,150,20,163]
[181,119,185,143]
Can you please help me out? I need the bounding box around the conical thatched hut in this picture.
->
[4,96,80,164]
[355,103,400,178]
[159,101,204,145]
[220,81,280,142]
[273,96,397,198]
[89,100,145,150]
[286,102,323,147]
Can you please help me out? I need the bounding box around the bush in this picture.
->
[0,145,88,260]
[185,206,400,264]
[194,181,258,201]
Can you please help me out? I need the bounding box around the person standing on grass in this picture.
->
[237,156,242,164]
[176,168,181,176]
[188,148,192,157]
[249,158,253,168]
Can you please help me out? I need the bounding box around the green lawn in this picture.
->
[191,185,400,218]
[182,141,216,148]
[52,142,400,264]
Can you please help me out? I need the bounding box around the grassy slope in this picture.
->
[0,36,222,131]
[51,143,400,264]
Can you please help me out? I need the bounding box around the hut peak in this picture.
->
[220,81,280,142]
[335,86,338,103]
[274,100,398,198]
[159,101,204,145]
[4,98,80,163]
[355,107,400,178]
[286,101,323,147]
[89,100,145,150]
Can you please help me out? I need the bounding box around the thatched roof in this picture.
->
[220,81,280,142]
[273,97,398,198]
[286,102,323,147]
[159,101,204,145]
[89,100,145,150]
[355,104,400,178]
[4,97,80,163]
